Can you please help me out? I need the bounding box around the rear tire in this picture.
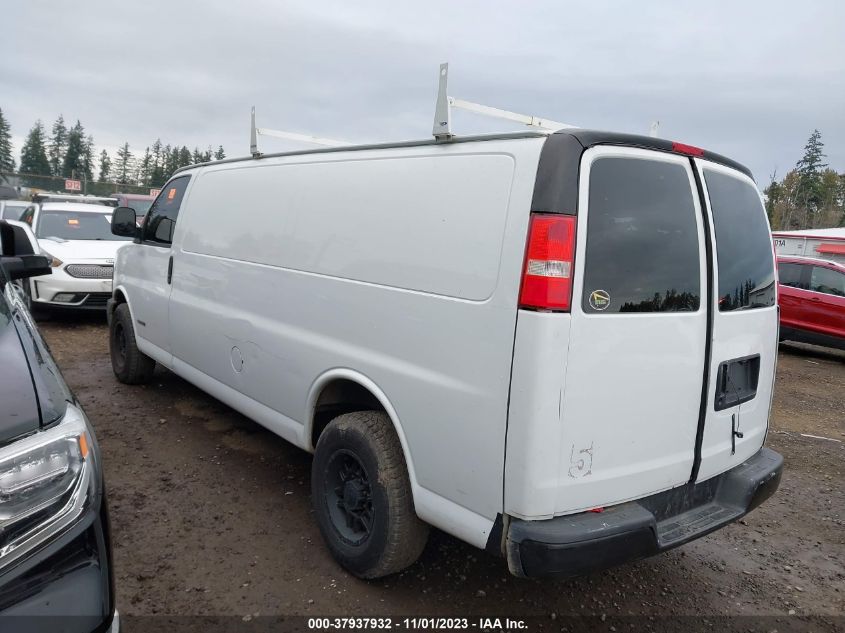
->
[311,411,429,579]
[110,303,156,384]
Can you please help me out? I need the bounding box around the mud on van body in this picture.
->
[107,129,782,579]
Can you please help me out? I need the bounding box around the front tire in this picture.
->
[312,411,429,578]
[110,303,156,384]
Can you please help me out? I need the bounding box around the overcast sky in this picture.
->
[3,0,843,184]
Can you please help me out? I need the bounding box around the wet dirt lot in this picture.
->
[38,315,844,630]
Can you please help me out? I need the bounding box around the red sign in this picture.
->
[65,179,82,191]
[149,188,161,197]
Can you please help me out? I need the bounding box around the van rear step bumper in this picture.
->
[505,447,783,578]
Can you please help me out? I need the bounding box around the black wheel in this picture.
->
[312,411,429,578]
[110,303,156,384]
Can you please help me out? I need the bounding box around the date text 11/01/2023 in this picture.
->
[307,618,528,630]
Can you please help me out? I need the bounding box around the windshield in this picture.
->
[35,210,132,241]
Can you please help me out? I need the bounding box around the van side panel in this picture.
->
[181,156,516,301]
[167,139,546,544]
[505,311,572,519]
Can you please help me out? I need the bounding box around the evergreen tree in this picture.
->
[19,121,51,187]
[136,147,151,186]
[115,142,133,185]
[795,129,828,216]
[150,139,164,186]
[162,144,175,179]
[192,147,203,164]
[61,120,87,179]
[0,108,14,173]
[169,146,180,176]
[48,115,67,176]
[203,145,213,162]
[82,134,95,182]
[98,149,111,182]
[178,145,192,169]
[214,145,225,161]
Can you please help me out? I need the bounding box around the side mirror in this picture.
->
[112,207,139,238]
[1,254,52,281]
[0,219,36,256]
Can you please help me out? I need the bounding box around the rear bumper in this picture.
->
[506,447,782,578]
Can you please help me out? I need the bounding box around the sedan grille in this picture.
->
[64,264,114,279]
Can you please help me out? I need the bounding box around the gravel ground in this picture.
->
[37,314,844,630]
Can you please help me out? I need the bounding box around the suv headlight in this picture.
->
[39,250,63,268]
[0,404,97,566]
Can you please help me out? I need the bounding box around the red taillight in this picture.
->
[672,141,705,157]
[518,213,576,311]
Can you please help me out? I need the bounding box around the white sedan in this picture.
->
[18,202,133,311]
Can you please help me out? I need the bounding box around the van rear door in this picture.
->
[553,146,709,513]
[694,161,777,483]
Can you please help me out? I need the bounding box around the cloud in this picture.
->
[2,0,843,181]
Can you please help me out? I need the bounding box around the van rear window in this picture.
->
[704,170,776,311]
[582,157,701,314]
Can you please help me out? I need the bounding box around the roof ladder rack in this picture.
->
[432,63,574,142]
[250,106,350,157]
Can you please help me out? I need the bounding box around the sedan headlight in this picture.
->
[0,404,97,566]
[39,250,63,268]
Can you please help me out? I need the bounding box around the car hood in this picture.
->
[36,238,127,261]
[0,309,40,444]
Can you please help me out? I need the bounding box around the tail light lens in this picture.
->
[519,213,576,311]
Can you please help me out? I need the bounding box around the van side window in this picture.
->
[142,176,190,246]
[704,170,776,311]
[582,157,701,313]
[809,266,845,297]
[777,262,808,289]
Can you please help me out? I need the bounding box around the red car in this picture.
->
[777,256,845,351]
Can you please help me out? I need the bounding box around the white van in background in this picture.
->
[107,128,782,579]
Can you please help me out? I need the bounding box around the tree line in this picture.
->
[2,107,842,227]
[0,107,226,190]
[765,130,844,230]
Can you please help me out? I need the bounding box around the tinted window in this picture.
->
[777,262,808,289]
[36,210,132,241]
[809,266,845,297]
[705,170,776,311]
[142,176,189,245]
[582,157,700,313]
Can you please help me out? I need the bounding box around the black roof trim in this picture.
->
[564,129,753,178]
[530,129,754,216]
[173,130,550,176]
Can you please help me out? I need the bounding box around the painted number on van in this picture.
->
[568,443,594,478]
[773,239,786,247]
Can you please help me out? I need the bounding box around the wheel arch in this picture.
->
[305,369,418,489]
[110,285,133,321]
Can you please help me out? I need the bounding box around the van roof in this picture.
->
[173,129,753,180]
[777,255,845,271]
[772,228,845,241]
[40,202,116,214]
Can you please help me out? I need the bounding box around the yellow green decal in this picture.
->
[589,289,610,311]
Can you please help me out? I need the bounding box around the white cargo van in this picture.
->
[107,128,782,579]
